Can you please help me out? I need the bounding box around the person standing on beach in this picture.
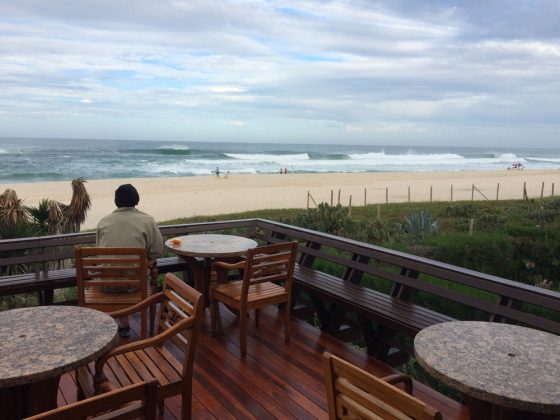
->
[96,184,164,337]
[215,166,220,177]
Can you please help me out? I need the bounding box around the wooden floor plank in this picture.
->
[55,304,469,420]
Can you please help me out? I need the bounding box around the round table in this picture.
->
[166,234,258,303]
[0,306,118,418]
[414,321,560,419]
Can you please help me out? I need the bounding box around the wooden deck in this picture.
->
[56,306,469,419]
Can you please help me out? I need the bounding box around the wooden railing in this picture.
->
[1,218,559,359]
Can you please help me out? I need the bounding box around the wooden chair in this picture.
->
[75,247,159,338]
[323,352,442,420]
[76,273,204,420]
[26,380,158,420]
[210,241,298,357]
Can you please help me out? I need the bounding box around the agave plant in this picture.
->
[402,209,440,242]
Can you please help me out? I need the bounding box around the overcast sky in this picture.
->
[1,1,559,147]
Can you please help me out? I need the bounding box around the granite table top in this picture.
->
[0,306,118,388]
[414,321,560,414]
[166,234,257,259]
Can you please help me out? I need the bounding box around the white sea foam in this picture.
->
[348,152,465,164]
[0,148,7,154]
[157,144,190,151]
[495,153,522,162]
[527,157,560,163]
[225,153,310,161]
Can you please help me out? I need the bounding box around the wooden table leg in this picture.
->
[0,375,60,419]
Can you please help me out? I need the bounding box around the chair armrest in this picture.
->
[108,292,165,319]
[94,316,195,387]
[382,374,413,394]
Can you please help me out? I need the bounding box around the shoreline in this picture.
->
[2,169,559,230]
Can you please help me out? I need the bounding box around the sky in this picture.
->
[0,0,559,147]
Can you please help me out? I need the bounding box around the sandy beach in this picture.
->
[3,170,559,231]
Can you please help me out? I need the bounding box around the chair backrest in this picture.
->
[323,353,442,420]
[27,379,158,420]
[241,241,298,297]
[158,273,205,378]
[75,247,148,306]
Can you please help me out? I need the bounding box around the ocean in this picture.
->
[1,137,559,183]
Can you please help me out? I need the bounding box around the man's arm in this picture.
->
[146,219,164,260]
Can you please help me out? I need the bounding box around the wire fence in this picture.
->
[306,181,557,210]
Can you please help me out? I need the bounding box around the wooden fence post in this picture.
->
[553,183,555,197]
[408,186,410,203]
[523,182,528,200]
[471,184,475,201]
[349,195,352,215]
[469,218,474,236]
[496,183,500,201]
[307,191,310,209]
[385,187,388,204]
[338,189,341,205]
[330,190,333,206]
[451,184,453,202]
[541,182,545,201]
[430,186,433,203]
[377,203,380,221]
[364,188,367,206]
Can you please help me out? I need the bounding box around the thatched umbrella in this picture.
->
[0,189,29,226]
[47,178,91,234]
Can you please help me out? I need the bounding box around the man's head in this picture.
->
[114,184,140,208]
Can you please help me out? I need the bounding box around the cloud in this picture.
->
[0,0,558,146]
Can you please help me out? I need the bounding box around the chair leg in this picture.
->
[182,389,192,420]
[141,308,147,339]
[255,308,260,327]
[284,303,291,343]
[239,310,247,357]
[76,379,85,401]
[211,301,223,337]
[149,303,156,336]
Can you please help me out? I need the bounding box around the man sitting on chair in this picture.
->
[96,184,164,336]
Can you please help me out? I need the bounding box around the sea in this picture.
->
[1,137,559,183]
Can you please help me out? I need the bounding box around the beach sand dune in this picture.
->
[2,170,559,230]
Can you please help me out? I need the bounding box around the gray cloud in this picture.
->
[0,0,559,146]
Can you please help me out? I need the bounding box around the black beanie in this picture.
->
[114,184,140,208]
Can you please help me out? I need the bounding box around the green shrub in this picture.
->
[423,233,516,279]
[291,203,356,237]
[441,204,477,218]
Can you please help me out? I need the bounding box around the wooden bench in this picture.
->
[293,265,456,338]
[253,218,560,362]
